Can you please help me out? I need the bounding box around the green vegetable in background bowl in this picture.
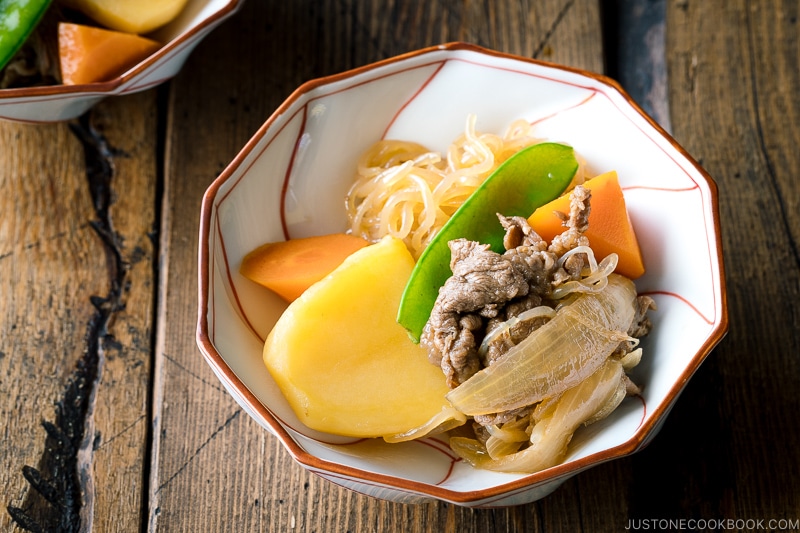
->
[0,0,52,71]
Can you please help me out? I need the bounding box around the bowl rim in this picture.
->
[196,41,729,504]
[0,0,242,100]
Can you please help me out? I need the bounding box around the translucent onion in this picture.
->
[582,372,627,426]
[383,407,467,443]
[446,274,637,416]
[485,434,526,459]
[484,417,531,459]
[550,251,619,300]
[449,359,625,473]
[616,346,643,371]
[478,306,557,357]
[485,417,531,443]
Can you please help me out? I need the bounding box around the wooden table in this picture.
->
[2,1,798,531]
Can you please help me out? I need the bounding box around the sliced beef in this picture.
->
[421,239,532,387]
[422,184,645,400]
[629,295,657,338]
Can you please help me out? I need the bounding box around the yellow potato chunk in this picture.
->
[263,236,451,438]
[60,0,189,34]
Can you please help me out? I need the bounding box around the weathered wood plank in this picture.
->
[152,0,606,531]
[84,94,159,533]
[1,120,100,532]
[1,91,158,531]
[604,0,670,129]
[626,0,800,521]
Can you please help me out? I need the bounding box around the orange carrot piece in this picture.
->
[527,171,645,279]
[58,22,161,85]
[240,233,371,302]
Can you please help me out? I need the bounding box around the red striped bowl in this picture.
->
[197,42,728,507]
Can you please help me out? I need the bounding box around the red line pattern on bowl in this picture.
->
[214,215,261,340]
[642,290,716,325]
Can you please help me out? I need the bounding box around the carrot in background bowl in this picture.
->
[58,22,161,85]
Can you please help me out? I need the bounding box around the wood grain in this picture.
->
[3,0,798,531]
[1,119,100,532]
[1,90,158,531]
[649,0,800,520]
[151,1,605,531]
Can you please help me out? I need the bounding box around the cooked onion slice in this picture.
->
[551,249,619,300]
[616,346,643,370]
[484,417,531,459]
[445,274,637,416]
[449,359,626,473]
[477,306,557,357]
[383,406,467,443]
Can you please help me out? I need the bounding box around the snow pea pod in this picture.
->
[397,142,579,342]
[0,0,53,71]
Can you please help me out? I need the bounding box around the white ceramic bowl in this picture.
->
[0,0,242,123]
[197,42,728,507]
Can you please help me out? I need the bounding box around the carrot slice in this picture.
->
[240,233,371,302]
[58,22,161,85]
[527,171,645,279]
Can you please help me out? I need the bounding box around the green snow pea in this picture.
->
[396,142,579,343]
[0,0,53,71]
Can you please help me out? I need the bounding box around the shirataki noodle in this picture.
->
[345,115,549,258]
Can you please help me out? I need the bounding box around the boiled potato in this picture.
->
[60,0,189,34]
[263,236,451,438]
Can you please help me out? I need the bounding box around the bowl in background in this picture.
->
[0,0,242,123]
[197,42,728,507]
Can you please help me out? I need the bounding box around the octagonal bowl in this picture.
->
[197,42,728,507]
[0,0,242,123]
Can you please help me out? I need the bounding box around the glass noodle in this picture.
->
[346,115,551,258]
